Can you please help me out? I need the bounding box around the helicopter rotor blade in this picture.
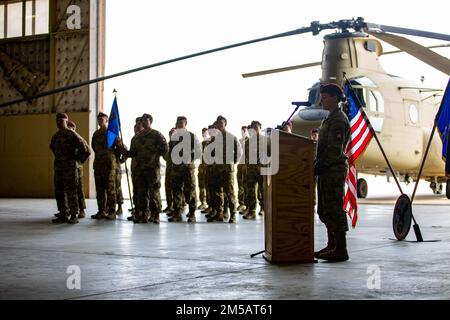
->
[365,23,450,42]
[382,43,450,55]
[368,31,450,75]
[241,43,450,78]
[242,61,321,78]
[0,25,317,109]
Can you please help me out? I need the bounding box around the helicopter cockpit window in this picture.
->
[307,82,320,106]
[364,41,377,52]
[352,77,376,88]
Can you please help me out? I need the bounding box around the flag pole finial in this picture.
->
[113,88,117,95]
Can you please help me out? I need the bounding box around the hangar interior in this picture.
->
[1,0,450,300]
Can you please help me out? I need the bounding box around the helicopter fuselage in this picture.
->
[292,32,446,184]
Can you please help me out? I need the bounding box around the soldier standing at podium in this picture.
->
[314,83,351,262]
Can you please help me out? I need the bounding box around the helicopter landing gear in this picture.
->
[430,182,443,195]
[446,180,450,199]
[357,178,368,199]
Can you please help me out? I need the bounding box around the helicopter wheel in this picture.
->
[430,182,443,195]
[446,180,450,200]
[357,178,368,199]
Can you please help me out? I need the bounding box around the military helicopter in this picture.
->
[1,17,449,200]
[242,17,450,199]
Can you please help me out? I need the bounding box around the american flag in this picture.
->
[344,84,373,228]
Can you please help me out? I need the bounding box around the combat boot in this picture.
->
[78,210,85,219]
[237,204,247,212]
[201,207,211,214]
[152,213,160,224]
[52,215,68,223]
[205,209,216,219]
[116,204,123,215]
[318,231,349,262]
[133,211,142,223]
[314,230,335,258]
[163,206,173,213]
[243,211,256,220]
[127,209,135,221]
[207,211,224,222]
[140,211,150,223]
[91,212,106,219]
[228,212,237,224]
[240,208,249,215]
[197,203,207,211]
[168,210,182,222]
[258,209,265,216]
[187,211,196,223]
[223,210,229,221]
[106,212,116,220]
[68,214,79,224]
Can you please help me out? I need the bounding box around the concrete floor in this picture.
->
[0,195,450,300]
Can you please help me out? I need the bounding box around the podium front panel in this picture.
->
[264,131,315,263]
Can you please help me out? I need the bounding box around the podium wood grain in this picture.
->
[264,130,316,263]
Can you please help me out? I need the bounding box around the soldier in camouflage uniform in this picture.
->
[206,116,242,223]
[126,117,144,221]
[237,126,249,213]
[243,121,265,220]
[67,120,90,219]
[314,83,351,262]
[168,116,201,223]
[202,124,216,216]
[114,150,125,215]
[50,113,89,224]
[197,128,209,211]
[91,112,118,220]
[122,113,168,224]
[163,128,176,214]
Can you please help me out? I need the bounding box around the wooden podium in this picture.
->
[263,130,316,263]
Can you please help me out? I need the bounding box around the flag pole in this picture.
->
[113,89,134,212]
[343,73,404,195]
[411,80,450,203]
[411,122,438,204]
[344,73,423,242]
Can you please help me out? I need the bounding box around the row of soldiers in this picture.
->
[50,112,266,225]
[124,114,267,224]
[51,112,125,223]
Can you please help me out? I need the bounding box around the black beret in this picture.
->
[141,113,153,123]
[56,112,69,120]
[97,112,108,119]
[320,83,344,98]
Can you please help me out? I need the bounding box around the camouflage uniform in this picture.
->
[237,137,248,208]
[129,130,144,220]
[50,128,88,222]
[315,107,351,233]
[115,151,124,210]
[207,130,242,223]
[169,130,201,222]
[244,133,265,219]
[76,162,86,213]
[197,140,208,209]
[125,128,168,223]
[75,133,90,216]
[164,151,174,211]
[92,128,117,218]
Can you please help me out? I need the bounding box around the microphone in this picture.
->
[291,101,312,107]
